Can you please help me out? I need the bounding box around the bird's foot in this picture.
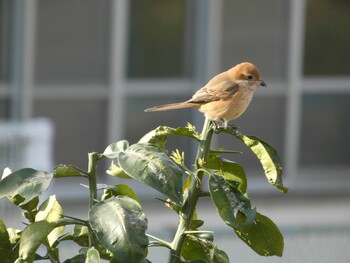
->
[211,121,221,134]
[211,120,240,134]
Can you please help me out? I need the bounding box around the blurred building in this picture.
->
[1,0,350,262]
[1,0,349,192]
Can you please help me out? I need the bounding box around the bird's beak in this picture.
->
[259,80,267,88]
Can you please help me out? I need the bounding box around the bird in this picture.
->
[145,62,266,128]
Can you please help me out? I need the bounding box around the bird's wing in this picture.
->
[189,73,239,103]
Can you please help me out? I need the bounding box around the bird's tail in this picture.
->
[145,102,198,112]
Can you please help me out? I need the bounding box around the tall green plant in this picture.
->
[0,119,287,262]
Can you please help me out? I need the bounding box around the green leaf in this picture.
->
[239,135,288,193]
[86,247,100,263]
[100,184,141,204]
[139,125,199,148]
[7,228,21,246]
[103,140,129,159]
[16,220,57,262]
[72,225,89,247]
[209,174,256,229]
[0,247,18,263]
[63,254,86,263]
[206,155,247,193]
[19,196,39,212]
[182,235,229,263]
[0,217,11,250]
[234,212,284,256]
[190,219,204,230]
[118,143,183,203]
[35,195,64,247]
[106,163,131,179]
[89,196,148,263]
[224,130,288,193]
[0,168,53,205]
[54,165,87,178]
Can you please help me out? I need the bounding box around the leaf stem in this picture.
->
[147,234,172,248]
[168,118,213,263]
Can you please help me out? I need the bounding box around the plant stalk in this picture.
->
[168,118,213,263]
[87,152,99,209]
[87,152,99,247]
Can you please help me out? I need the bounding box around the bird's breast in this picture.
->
[199,90,254,122]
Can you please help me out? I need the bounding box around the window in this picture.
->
[127,0,194,79]
[0,0,13,120]
[304,0,350,76]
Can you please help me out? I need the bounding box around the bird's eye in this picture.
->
[247,75,254,80]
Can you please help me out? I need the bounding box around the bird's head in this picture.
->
[228,62,266,90]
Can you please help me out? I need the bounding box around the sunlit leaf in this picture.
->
[86,247,100,263]
[139,126,199,148]
[222,129,288,193]
[182,235,229,263]
[118,143,183,203]
[100,184,140,203]
[7,228,20,246]
[16,220,57,262]
[209,174,256,229]
[0,168,53,205]
[234,212,284,257]
[89,196,148,263]
[72,225,89,247]
[35,195,64,247]
[103,140,129,159]
[206,155,247,193]
[106,163,131,179]
[54,165,87,178]
[1,167,11,179]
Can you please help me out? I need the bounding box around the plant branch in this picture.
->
[87,152,99,248]
[87,152,99,209]
[168,118,213,263]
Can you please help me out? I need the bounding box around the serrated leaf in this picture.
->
[35,195,64,247]
[234,212,284,257]
[139,126,199,148]
[103,140,129,159]
[118,143,183,203]
[0,168,53,205]
[54,165,87,178]
[16,220,57,262]
[182,235,229,263]
[206,155,247,193]
[89,196,148,263]
[209,174,256,229]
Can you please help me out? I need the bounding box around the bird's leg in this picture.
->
[211,120,221,134]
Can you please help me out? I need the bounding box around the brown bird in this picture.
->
[145,62,266,128]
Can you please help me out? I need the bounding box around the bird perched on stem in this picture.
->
[145,62,266,128]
